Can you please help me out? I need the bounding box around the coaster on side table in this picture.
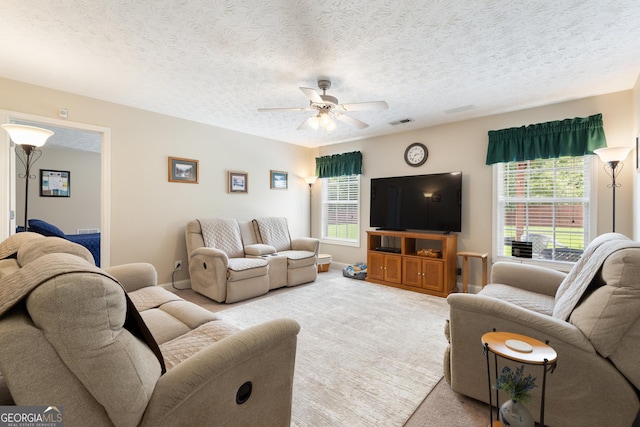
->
[505,339,533,353]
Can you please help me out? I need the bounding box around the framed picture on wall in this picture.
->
[40,169,70,197]
[168,157,199,183]
[228,171,248,193]
[270,170,288,190]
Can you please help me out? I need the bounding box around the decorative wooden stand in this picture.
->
[366,230,457,297]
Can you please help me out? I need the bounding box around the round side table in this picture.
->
[481,331,557,427]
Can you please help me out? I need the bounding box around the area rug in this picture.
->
[215,273,450,426]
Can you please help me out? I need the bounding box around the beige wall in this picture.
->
[15,146,101,234]
[1,77,316,283]
[318,90,636,284]
[1,77,637,287]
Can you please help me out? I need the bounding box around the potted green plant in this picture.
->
[495,365,537,426]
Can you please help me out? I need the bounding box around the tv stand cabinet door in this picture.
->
[368,252,385,281]
[384,255,402,284]
[402,257,423,287]
[421,259,444,292]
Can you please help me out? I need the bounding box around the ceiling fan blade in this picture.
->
[334,112,369,129]
[258,107,314,112]
[339,101,389,111]
[300,87,324,104]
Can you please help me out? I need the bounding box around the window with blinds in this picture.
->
[321,175,360,244]
[496,156,592,263]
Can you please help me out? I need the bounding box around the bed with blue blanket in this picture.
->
[22,219,101,266]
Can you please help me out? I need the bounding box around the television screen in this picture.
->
[370,172,462,233]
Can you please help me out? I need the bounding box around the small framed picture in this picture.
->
[168,157,199,183]
[228,171,248,193]
[40,169,70,197]
[270,170,288,190]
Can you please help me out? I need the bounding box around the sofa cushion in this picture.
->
[253,217,292,252]
[128,286,183,311]
[198,218,244,258]
[227,258,269,281]
[0,232,44,260]
[479,283,556,316]
[160,320,241,370]
[140,309,192,345]
[569,248,640,357]
[17,236,94,266]
[28,219,66,237]
[281,250,317,269]
[131,286,220,344]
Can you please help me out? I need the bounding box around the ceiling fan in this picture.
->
[258,79,388,131]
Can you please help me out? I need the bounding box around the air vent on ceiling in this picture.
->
[389,118,414,126]
[443,105,475,114]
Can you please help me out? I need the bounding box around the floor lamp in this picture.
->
[594,146,632,233]
[1,124,54,232]
[304,176,318,237]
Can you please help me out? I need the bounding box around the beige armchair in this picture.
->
[0,234,300,426]
[186,218,270,303]
[445,233,640,426]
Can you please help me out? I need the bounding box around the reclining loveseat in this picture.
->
[0,232,300,426]
[186,217,319,303]
[445,232,640,426]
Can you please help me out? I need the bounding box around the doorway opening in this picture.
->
[1,110,111,266]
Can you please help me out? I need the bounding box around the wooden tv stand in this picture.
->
[366,230,458,298]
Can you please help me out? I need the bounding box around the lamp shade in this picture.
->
[304,176,318,185]
[594,146,632,163]
[1,124,54,147]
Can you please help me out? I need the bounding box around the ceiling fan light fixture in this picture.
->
[308,115,320,130]
[320,112,332,128]
[325,117,337,132]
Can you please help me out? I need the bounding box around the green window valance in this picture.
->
[315,151,363,178]
[485,113,607,165]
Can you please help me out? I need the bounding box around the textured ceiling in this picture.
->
[1,1,639,148]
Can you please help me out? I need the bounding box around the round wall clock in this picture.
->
[404,142,428,167]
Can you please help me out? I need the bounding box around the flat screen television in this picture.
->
[370,172,462,233]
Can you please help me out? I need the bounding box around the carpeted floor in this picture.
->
[169,268,488,426]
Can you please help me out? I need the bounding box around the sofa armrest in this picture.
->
[104,263,158,293]
[291,237,319,255]
[244,244,276,256]
[140,318,300,426]
[490,262,566,297]
[188,247,229,265]
[448,293,593,351]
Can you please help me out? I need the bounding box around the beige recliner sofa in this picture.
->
[445,232,640,426]
[186,217,319,303]
[0,233,300,426]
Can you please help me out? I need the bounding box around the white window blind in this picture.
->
[496,156,592,263]
[321,175,360,243]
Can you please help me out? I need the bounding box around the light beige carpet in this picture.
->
[206,272,451,426]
